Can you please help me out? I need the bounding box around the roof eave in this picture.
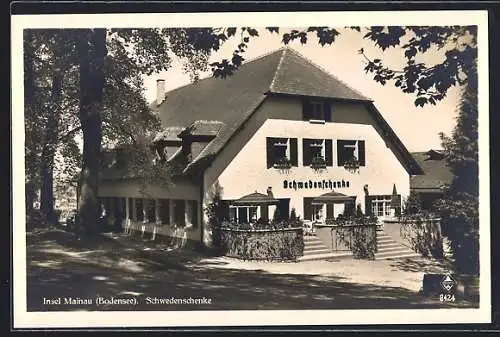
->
[266,91,373,103]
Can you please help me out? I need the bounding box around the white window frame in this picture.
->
[272,138,291,167]
[371,195,393,218]
[310,102,326,122]
[229,206,260,224]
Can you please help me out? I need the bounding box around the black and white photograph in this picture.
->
[11,10,491,328]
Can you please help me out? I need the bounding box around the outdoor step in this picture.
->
[376,235,397,239]
[376,245,413,253]
[377,237,396,242]
[375,252,421,260]
[375,250,421,259]
[304,247,332,254]
[304,241,325,247]
[298,252,353,262]
[377,242,407,250]
[303,235,322,241]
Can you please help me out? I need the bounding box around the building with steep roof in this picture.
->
[410,150,454,210]
[98,47,424,247]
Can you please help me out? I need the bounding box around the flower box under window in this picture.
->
[310,156,327,170]
[273,157,292,170]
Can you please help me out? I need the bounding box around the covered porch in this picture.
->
[226,191,281,227]
[308,191,357,223]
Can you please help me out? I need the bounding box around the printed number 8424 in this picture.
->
[440,294,456,302]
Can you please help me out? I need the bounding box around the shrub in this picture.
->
[400,215,444,259]
[327,216,377,259]
[219,227,304,261]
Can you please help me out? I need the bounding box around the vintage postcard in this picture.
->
[11,10,491,328]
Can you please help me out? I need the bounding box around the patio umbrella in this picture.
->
[231,191,280,206]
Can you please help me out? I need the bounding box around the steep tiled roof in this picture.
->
[270,48,370,101]
[104,47,421,181]
[179,120,225,137]
[410,151,454,191]
[155,48,377,174]
[153,126,184,142]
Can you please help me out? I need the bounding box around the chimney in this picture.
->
[156,79,166,106]
[267,186,274,198]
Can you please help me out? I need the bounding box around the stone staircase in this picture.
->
[375,229,421,260]
[297,234,352,262]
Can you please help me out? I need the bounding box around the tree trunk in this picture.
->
[24,30,37,215]
[76,29,107,235]
[39,36,64,224]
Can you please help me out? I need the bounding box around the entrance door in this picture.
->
[276,199,290,220]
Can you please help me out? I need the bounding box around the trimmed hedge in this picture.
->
[218,227,304,261]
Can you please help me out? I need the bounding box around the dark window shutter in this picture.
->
[303,198,313,221]
[289,138,298,166]
[358,140,365,166]
[325,139,333,166]
[303,139,313,166]
[337,140,346,166]
[365,196,374,216]
[266,137,275,168]
[303,101,312,121]
[326,203,334,219]
[324,102,332,122]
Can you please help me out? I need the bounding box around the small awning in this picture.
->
[312,191,355,204]
[232,191,280,206]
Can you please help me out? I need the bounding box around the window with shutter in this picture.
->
[267,137,296,169]
[337,140,366,167]
[303,138,332,167]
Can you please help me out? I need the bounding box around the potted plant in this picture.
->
[274,157,292,170]
[344,156,361,173]
[310,156,327,170]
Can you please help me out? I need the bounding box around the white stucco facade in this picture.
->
[203,96,411,221]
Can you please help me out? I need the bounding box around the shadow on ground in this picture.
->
[388,257,455,274]
[26,228,477,312]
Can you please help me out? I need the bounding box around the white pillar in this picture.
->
[169,199,175,226]
[124,197,130,234]
[125,197,130,219]
[152,199,160,241]
[185,200,191,227]
[155,199,161,223]
[141,199,147,237]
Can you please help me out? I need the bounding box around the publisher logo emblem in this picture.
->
[440,274,456,292]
